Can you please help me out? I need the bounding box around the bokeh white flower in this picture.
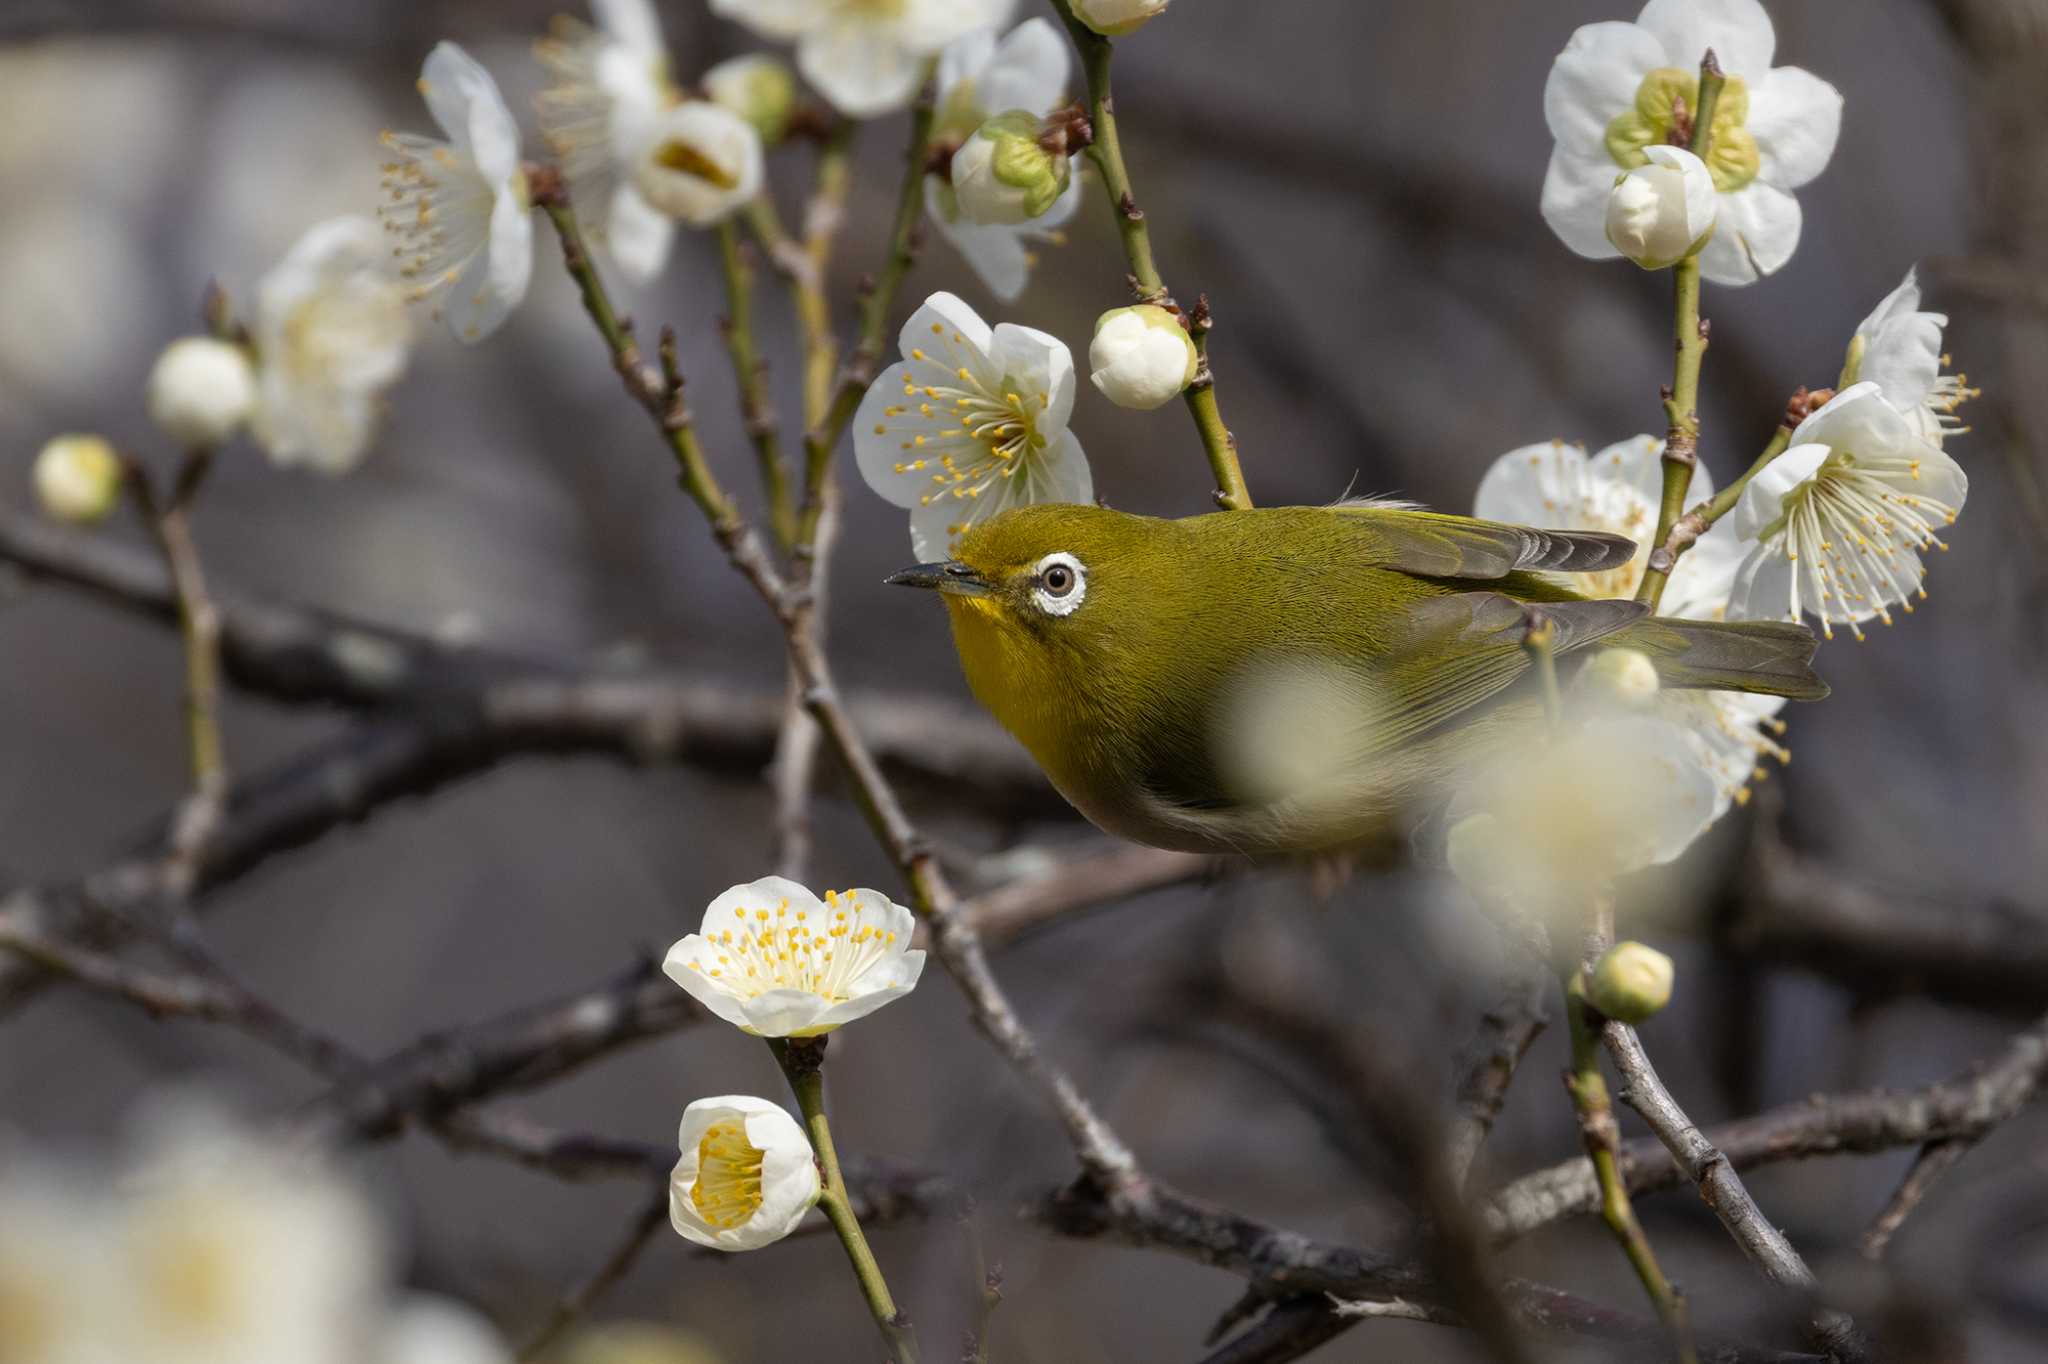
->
[854,291,1092,558]
[709,0,1016,119]
[379,42,534,342]
[926,19,1080,301]
[145,336,257,447]
[669,1095,821,1251]
[1542,0,1842,285]
[1842,267,1977,448]
[33,433,124,524]
[378,1295,514,1364]
[663,875,925,1036]
[250,216,413,474]
[704,52,798,144]
[1071,0,1172,37]
[1729,381,1966,641]
[630,100,765,227]
[1089,303,1197,410]
[1604,143,1716,270]
[536,0,683,284]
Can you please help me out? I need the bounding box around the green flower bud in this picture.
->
[1587,941,1675,1023]
[33,434,123,525]
[1574,648,1660,708]
[704,53,797,146]
[1090,305,1197,410]
[950,111,1071,226]
[1073,0,1173,37]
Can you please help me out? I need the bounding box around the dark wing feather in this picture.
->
[1332,504,1638,579]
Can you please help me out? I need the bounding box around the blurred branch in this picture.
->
[517,1191,669,1361]
[1445,951,1551,1185]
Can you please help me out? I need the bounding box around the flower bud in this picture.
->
[1587,941,1675,1023]
[145,336,256,447]
[1072,0,1173,36]
[704,53,797,146]
[1574,648,1660,708]
[33,434,123,525]
[633,100,765,227]
[1604,145,1716,271]
[950,111,1071,226]
[1089,304,1198,411]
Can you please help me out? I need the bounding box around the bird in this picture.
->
[884,501,1826,857]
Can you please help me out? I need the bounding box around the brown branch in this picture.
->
[1855,1138,1975,1261]
[518,1192,669,1361]
[1445,951,1551,1185]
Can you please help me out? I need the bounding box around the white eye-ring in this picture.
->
[1030,551,1087,616]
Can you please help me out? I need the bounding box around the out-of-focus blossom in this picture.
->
[854,291,1091,558]
[33,434,124,524]
[1574,647,1661,708]
[704,53,798,144]
[558,1323,727,1364]
[537,0,681,284]
[1587,940,1675,1021]
[709,0,1015,119]
[1842,267,1977,448]
[1605,144,1716,269]
[1729,382,1966,640]
[630,101,764,227]
[926,19,1078,300]
[250,216,413,474]
[379,42,533,342]
[668,1096,820,1251]
[1071,0,1172,37]
[663,875,925,1036]
[145,337,256,447]
[1541,0,1842,285]
[1089,304,1196,410]
[378,1295,513,1364]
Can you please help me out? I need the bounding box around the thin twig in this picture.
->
[518,1191,670,1361]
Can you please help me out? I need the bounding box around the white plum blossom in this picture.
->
[949,111,1070,225]
[663,875,926,1036]
[145,336,257,447]
[709,0,1016,119]
[1729,381,1967,640]
[1072,0,1172,37]
[854,291,1092,558]
[669,1096,821,1251]
[1843,267,1977,448]
[536,0,683,284]
[378,1296,513,1364]
[250,216,413,474]
[630,100,765,227]
[927,19,1080,301]
[1475,434,1785,826]
[33,433,124,524]
[1605,144,1716,270]
[379,42,533,342]
[1089,304,1197,410]
[704,52,798,143]
[1542,0,1842,285]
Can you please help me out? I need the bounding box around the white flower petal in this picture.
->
[900,0,1017,54]
[736,987,836,1037]
[938,27,997,97]
[800,15,924,117]
[442,184,532,344]
[593,0,665,56]
[1731,441,1828,539]
[1024,427,1093,504]
[1474,440,1592,525]
[1635,0,1776,77]
[1854,270,1945,414]
[1543,20,1665,157]
[744,1109,822,1235]
[1696,180,1800,286]
[925,176,1032,300]
[1748,65,1842,191]
[661,935,760,1030]
[709,0,835,40]
[991,322,1076,434]
[604,184,675,285]
[899,289,996,366]
[418,43,495,155]
[979,18,1070,117]
[1541,149,1625,262]
[1728,539,1797,622]
[1592,432,1700,506]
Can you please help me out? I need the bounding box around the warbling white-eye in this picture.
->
[886,501,1826,856]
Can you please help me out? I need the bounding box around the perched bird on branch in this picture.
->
[888,501,1824,856]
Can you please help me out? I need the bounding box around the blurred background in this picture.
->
[3,1,2046,1360]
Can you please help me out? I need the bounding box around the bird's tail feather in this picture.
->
[1610,617,1829,700]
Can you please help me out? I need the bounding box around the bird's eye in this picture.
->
[1029,552,1087,617]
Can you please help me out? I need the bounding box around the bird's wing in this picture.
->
[1330,503,1638,579]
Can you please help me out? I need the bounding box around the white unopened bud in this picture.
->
[33,434,123,524]
[1575,648,1660,708]
[950,112,1071,226]
[145,336,255,447]
[633,100,765,227]
[1605,145,1716,271]
[1072,0,1173,36]
[1587,941,1675,1023]
[1089,304,1197,410]
[704,54,797,145]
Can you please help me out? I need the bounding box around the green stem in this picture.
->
[1564,970,1697,1364]
[716,219,796,549]
[773,1041,919,1364]
[1636,52,1727,612]
[794,69,937,559]
[1049,0,1254,512]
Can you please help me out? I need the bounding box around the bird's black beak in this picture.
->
[884,560,993,597]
